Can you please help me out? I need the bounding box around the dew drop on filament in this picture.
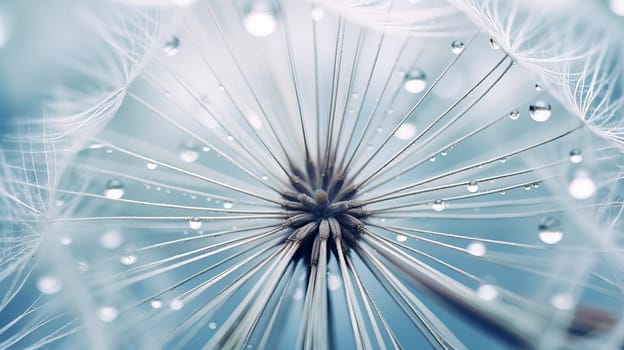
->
[509,110,520,120]
[466,181,479,193]
[163,36,180,56]
[37,276,63,295]
[538,216,563,244]
[529,101,552,122]
[451,40,465,54]
[432,199,445,212]
[403,70,427,94]
[104,179,125,199]
[569,149,582,163]
[189,217,203,230]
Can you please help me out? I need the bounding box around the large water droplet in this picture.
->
[244,7,277,37]
[569,149,582,163]
[529,101,552,122]
[189,217,203,230]
[432,199,445,212]
[538,216,563,244]
[568,169,596,200]
[179,141,200,163]
[104,179,125,199]
[37,276,63,295]
[403,70,427,94]
[150,299,163,309]
[98,306,118,322]
[467,181,479,193]
[163,36,180,56]
[451,40,465,54]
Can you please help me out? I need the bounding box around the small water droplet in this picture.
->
[163,36,180,56]
[529,101,552,122]
[310,7,325,21]
[489,38,500,50]
[100,230,123,249]
[509,110,520,120]
[499,157,506,163]
[467,242,486,256]
[37,276,63,295]
[467,181,479,193]
[538,216,563,244]
[396,235,407,242]
[150,299,163,309]
[569,149,582,163]
[170,299,184,310]
[429,156,436,162]
[394,123,416,140]
[104,179,125,199]
[98,306,118,322]
[432,199,445,212]
[146,162,157,170]
[535,84,542,92]
[189,217,202,230]
[403,70,427,94]
[223,201,234,209]
[440,150,448,156]
[179,141,200,163]
[60,235,72,246]
[523,184,531,191]
[209,322,217,330]
[451,40,465,54]
[477,284,498,301]
[532,182,540,189]
[244,8,277,37]
[327,274,342,291]
[568,169,596,200]
[550,293,573,310]
[120,254,137,265]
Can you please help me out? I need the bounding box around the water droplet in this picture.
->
[550,293,573,310]
[509,110,520,120]
[396,235,407,242]
[529,101,552,122]
[403,70,427,94]
[429,156,436,162]
[202,146,211,152]
[523,184,531,191]
[489,38,500,50]
[179,141,200,163]
[60,235,72,246]
[189,217,202,230]
[569,149,582,163]
[499,157,506,163]
[440,150,448,156]
[467,181,479,193]
[209,322,217,330]
[244,7,277,37]
[100,230,123,249]
[223,201,234,209]
[150,300,163,309]
[217,84,225,91]
[568,169,596,200]
[535,84,542,92]
[104,179,125,199]
[120,254,137,265]
[170,298,184,310]
[499,191,506,195]
[98,306,118,322]
[351,92,359,99]
[477,284,498,301]
[37,276,63,295]
[310,7,325,21]
[467,242,486,256]
[538,216,563,244]
[532,182,540,189]
[146,162,157,170]
[394,123,417,140]
[293,288,304,300]
[432,199,445,212]
[328,274,342,291]
[451,40,465,54]
[163,36,180,56]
